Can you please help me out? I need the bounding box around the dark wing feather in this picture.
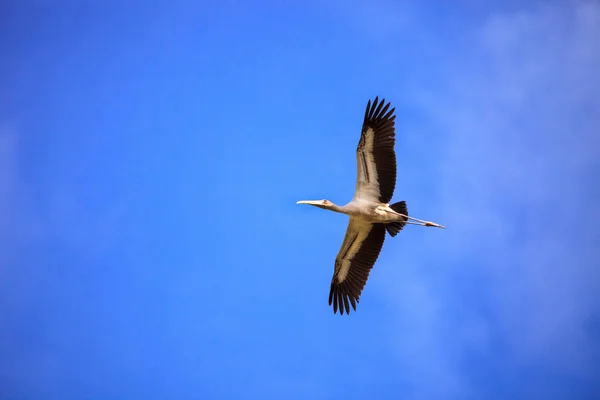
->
[329,221,387,315]
[356,97,397,203]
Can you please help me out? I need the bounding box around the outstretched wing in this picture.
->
[329,218,386,315]
[354,97,397,204]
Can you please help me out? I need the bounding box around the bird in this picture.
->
[297,96,444,315]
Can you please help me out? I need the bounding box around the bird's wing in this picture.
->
[329,218,386,315]
[354,97,397,204]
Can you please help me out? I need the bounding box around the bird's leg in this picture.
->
[399,215,445,229]
[404,220,445,229]
[424,221,445,228]
[387,206,445,229]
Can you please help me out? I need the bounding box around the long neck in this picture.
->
[324,202,348,214]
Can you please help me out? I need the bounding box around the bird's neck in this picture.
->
[325,203,346,214]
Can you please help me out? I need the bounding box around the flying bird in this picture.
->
[297,97,444,315]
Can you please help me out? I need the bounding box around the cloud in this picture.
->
[449,0,600,374]
[376,1,600,397]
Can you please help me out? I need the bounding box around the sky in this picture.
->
[1,1,599,399]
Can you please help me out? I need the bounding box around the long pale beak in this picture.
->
[297,200,322,206]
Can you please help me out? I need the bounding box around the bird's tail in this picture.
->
[385,201,408,237]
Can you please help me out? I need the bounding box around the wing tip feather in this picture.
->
[363,96,396,126]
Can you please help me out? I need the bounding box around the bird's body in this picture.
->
[317,199,407,223]
[297,97,444,315]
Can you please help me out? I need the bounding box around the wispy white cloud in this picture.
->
[373,1,600,397]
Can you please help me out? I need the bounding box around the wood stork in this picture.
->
[297,97,444,315]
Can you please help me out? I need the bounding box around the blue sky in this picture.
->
[1,1,599,399]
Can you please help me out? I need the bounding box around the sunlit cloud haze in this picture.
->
[1,1,599,399]
[372,2,600,398]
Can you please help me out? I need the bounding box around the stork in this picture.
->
[297,97,444,315]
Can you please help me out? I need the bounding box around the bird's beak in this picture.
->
[297,200,322,206]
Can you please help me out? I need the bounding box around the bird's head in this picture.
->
[296,199,334,210]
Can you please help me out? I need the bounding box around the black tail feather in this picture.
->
[385,201,408,237]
